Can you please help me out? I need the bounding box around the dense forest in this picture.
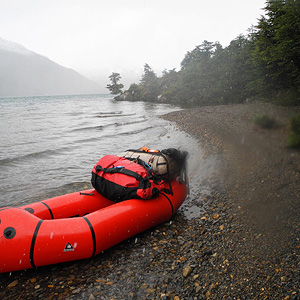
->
[110,0,300,106]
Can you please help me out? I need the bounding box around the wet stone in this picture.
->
[183,265,193,278]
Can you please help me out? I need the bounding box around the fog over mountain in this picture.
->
[0,38,102,97]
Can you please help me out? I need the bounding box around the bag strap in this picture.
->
[95,165,144,181]
[159,151,173,195]
[124,157,153,177]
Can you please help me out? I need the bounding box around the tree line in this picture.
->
[107,0,300,106]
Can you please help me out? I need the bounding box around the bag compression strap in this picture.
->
[159,151,173,195]
[95,165,144,181]
[124,157,153,178]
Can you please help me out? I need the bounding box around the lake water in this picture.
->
[0,94,210,218]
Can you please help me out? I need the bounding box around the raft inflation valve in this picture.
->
[4,227,16,239]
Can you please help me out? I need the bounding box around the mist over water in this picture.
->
[0,94,208,217]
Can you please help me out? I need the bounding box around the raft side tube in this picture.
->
[0,208,41,273]
[20,189,114,220]
[32,217,95,267]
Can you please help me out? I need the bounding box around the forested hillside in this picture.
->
[116,0,300,106]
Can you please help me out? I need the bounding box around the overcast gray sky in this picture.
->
[1,0,266,86]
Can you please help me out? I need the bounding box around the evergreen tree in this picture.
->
[140,63,157,85]
[140,64,159,102]
[254,0,300,97]
[214,35,258,103]
[106,72,124,94]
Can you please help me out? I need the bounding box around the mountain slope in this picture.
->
[0,38,102,97]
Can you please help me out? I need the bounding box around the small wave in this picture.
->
[71,136,100,145]
[117,126,154,136]
[0,140,40,149]
[94,111,123,117]
[0,148,70,167]
[71,117,146,132]
[115,118,147,127]
[66,111,84,117]
[71,124,110,132]
[85,125,156,141]
[95,113,136,118]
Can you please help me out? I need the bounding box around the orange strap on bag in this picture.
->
[141,147,159,153]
